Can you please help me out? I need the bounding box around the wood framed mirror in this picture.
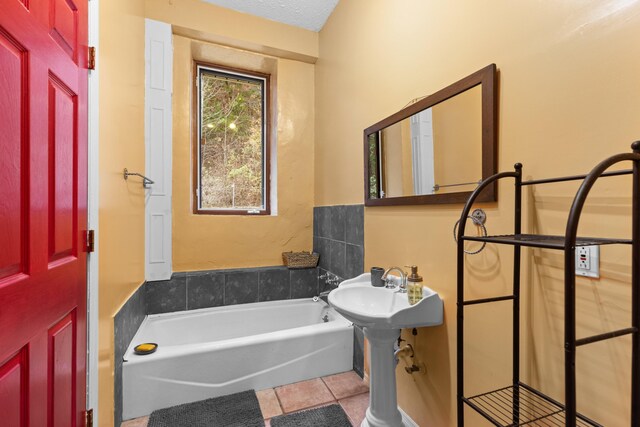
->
[364,64,497,206]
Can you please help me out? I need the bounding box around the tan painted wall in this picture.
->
[97,0,146,426]
[316,1,640,426]
[432,85,482,193]
[172,35,316,271]
[378,120,416,197]
[145,0,318,64]
[381,124,405,196]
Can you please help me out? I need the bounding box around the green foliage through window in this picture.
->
[198,66,267,211]
[368,133,380,199]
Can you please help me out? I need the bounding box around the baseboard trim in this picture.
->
[399,407,419,426]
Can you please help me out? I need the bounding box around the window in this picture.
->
[194,63,270,214]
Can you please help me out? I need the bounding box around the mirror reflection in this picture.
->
[368,85,482,199]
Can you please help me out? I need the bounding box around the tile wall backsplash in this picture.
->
[145,266,319,314]
[314,204,365,378]
[353,326,365,378]
[145,272,187,314]
[314,205,364,291]
[114,284,146,427]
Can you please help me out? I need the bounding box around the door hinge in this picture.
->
[85,230,95,253]
[88,46,96,70]
[84,409,94,427]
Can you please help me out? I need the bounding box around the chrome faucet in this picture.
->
[313,289,333,303]
[381,267,407,292]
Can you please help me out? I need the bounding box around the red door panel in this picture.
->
[0,348,29,427]
[48,74,78,264]
[49,0,78,59]
[0,0,88,425]
[0,27,28,282]
[48,311,76,427]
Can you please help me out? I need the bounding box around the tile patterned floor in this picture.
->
[121,370,369,427]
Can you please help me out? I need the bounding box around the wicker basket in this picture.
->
[282,251,319,269]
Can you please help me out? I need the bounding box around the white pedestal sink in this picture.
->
[328,273,443,427]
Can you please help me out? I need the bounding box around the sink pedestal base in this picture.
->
[361,410,416,427]
[361,327,407,427]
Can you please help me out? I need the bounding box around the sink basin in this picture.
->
[328,273,444,426]
[328,273,443,329]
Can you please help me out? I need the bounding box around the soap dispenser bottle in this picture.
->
[406,265,423,305]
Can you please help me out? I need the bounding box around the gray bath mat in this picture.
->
[270,404,352,427]
[148,390,264,427]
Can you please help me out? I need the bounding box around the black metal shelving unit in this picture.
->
[456,142,640,427]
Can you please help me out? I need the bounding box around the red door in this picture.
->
[0,0,88,426]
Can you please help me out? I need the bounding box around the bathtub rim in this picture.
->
[123,297,353,363]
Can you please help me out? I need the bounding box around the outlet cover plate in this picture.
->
[576,245,600,278]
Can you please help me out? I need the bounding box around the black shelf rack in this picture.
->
[456,142,640,427]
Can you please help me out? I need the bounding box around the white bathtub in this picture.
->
[122,298,354,420]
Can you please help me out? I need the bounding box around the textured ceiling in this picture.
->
[201,0,340,32]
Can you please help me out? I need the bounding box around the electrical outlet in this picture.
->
[577,246,590,270]
[575,245,599,278]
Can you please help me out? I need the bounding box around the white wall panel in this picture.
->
[145,19,172,281]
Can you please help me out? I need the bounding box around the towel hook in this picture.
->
[123,168,154,188]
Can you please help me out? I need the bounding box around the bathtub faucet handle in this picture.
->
[319,271,342,286]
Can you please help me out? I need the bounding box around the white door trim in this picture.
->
[87,0,100,423]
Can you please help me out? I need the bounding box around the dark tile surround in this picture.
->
[353,326,366,378]
[145,266,320,314]
[145,272,187,314]
[113,284,146,427]
[314,204,366,377]
[259,268,290,301]
[187,271,225,309]
[314,205,365,292]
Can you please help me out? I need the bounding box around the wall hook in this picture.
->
[123,168,154,188]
